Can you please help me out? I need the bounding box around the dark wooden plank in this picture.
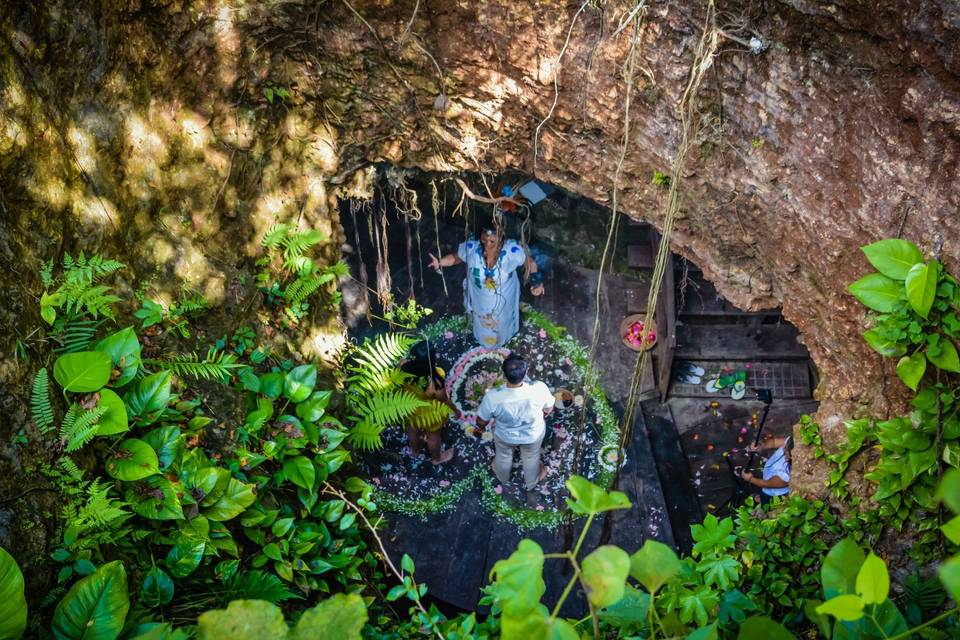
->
[652,229,676,402]
[675,324,809,360]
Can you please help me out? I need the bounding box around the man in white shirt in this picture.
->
[476,354,554,491]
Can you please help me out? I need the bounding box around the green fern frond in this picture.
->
[280,229,325,266]
[32,368,55,433]
[347,333,417,385]
[348,366,410,396]
[407,399,452,431]
[51,318,104,354]
[60,404,107,452]
[66,284,120,320]
[172,293,209,316]
[261,224,292,249]
[347,418,386,451]
[143,349,243,383]
[284,273,334,307]
[352,389,426,429]
[223,570,301,603]
[324,261,349,279]
[58,456,85,483]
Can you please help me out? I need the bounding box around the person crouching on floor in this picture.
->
[401,341,456,465]
[740,434,792,504]
[476,354,554,491]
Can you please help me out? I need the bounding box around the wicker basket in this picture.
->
[619,313,657,352]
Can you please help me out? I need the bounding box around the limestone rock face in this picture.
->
[1,0,958,516]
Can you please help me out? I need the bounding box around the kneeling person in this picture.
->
[476,354,554,490]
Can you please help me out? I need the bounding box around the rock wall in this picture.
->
[1,0,959,519]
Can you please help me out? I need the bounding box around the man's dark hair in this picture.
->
[402,340,442,386]
[502,354,528,384]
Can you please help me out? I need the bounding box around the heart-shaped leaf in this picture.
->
[598,585,649,628]
[489,539,545,618]
[94,327,141,387]
[126,476,183,520]
[905,262,938,318]
[565,475,631,515]
[856,552,890,605]
[166,541,205,578]
[124,371,172,424]
[928,340,960,373]
[142,426,184,472]
[629,539,681,594]
[289,593,367,640]
[862,239,924,280]
[0,546,27,640]
[821,538,865,598]
[259,373,284,400]
[862,328,906,357]
[141,567,174,607]
[106,439,160,481]
[283,456,316,491]
[95,389,129,436]
[204,479,256,522]
[52,560,129,640]
[54,351,112,393]
[848,273,902,313]
[284,365,317,403]
[895,352,926,391]
[197,600,289,640]
[581,545,630,608]
[816,594,865,622]
[296,390,332,423]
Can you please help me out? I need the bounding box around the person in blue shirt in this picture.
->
[740,435,792,505]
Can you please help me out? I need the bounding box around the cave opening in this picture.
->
[337,167,819,612]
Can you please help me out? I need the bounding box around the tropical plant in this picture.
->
[256,223,347,322]
[0,547,27,640]
[134,291,210,338]
[40,253,125,325]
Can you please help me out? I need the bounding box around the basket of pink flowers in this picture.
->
[619,314,657,352]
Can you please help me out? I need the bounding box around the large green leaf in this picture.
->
[821,538,865,598]
[204,479,256,521]
[895,352,926,391]
[105,439,160,481]
[258,373,284,400]
[166,542,205,578]
[94,327,141,388]
[126,476,183,520]
[54,351,112,393]
[847,273,902,313]
[862,239,923,280]
[94,389,129,436]
[629,539,681,594]
[283,365,317,403]
[296,390,331,423]
[736,616,796,640]
[816,595,865,622]
[855,552,889,605]
[141,567,174,607]
[143,426,183,472]
[282,456,316,491]
[0,547,27,640]
[862,328,906,357]
[490,539,545,618]
[940,556,960,604]
[928,340,960,373]
[598,585,649,628]
[500,607,578,640]
[905,262,938,318]
[289,593,367,640]
[197,600,288,640]
[581,545,630,608]
[565,475,631,515]
[52,560,129,640]
[124,371,172,424]
[128,623,188,640]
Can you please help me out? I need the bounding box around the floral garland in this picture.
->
[370,310,621,529]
